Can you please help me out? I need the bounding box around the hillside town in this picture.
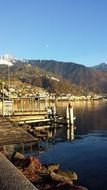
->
[0,81,104,102]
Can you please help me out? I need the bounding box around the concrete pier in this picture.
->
[0,153,38,190]
[0,117,37,145]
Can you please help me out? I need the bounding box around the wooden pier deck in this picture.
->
[0,117,37,145]
[7,109,51,124]
[9,115,51,124]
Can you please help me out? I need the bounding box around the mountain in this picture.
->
[28,60,107,93]
[0,54,14,66]
[1,55,107,94]
[92,63,107,71]
[28,60,85,78]
[0,58,82,95]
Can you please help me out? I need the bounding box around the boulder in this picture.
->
[20,156,42,183]
[21,168,40,183]
[48,163,60,173]
[21,157,31,168]
[50,171,73,185]
[57,170,77,180]
[11,151,24,160]
[11,155,88,190]
[22,156,42,172]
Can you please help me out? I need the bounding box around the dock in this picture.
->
[0,103,76,145]
[9,114,51,125]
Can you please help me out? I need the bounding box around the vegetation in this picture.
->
[0,63,83,95]
[1,58,107,94]
[28,60,107,93]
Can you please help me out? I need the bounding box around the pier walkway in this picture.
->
[9,114,51,124]
[0,152,38,190]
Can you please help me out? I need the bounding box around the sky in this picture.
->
[0,0,107,66]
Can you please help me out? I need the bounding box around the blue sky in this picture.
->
[0,0,107,66]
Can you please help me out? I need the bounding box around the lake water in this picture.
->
[15,100,107,190]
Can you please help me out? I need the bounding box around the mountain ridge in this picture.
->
[1,54,107,93]
[28,59,107,93]
[92,62,107,71]
[0,59,83,95]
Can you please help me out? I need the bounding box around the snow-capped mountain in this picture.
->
[0,54,16,66]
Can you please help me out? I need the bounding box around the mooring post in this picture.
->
[66,105,69,124]
[69,105,74,125]
[67,123,74,140]
[66,103,74,124]
[66,103,75,140]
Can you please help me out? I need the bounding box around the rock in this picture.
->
[21,168,40,183]
[20,156,42,183]
[48,163,60,173]
[3,149,15,160]
[56,183,88,190]
[48,165,77,185]
[50,171,73,185]
[11,156,88,190]
[41,165,48,174]
[56,182,74,190]
[57,170,78,180]
[11,151,24,160]
[71,185,88,190]
[22,157,31,168]
[22,156,42,172]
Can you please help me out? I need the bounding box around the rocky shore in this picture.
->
[7,151,88,190]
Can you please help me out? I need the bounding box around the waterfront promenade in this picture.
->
[0,152,38,190]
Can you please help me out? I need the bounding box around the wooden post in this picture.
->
[69,106,74,125]
[67,124,74,140]
[66,105,69,124]
[66,103,75,140]
[66,104,74,125]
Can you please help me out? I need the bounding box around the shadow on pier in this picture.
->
[0,116,37,145]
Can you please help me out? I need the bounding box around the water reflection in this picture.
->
[67,123,75,140]
[0,122,75,157]
[2,100,107,155]
[56,100,107,133]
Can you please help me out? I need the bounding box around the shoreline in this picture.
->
[7,151,88,190]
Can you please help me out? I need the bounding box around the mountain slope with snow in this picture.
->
[0,54,16,66]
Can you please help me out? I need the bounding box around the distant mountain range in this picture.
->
[92,63,107,71]
[28,60,107,93]
[0,56,82,95]
[0,54,107,94]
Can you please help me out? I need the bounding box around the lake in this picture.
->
[15,100,107,190]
